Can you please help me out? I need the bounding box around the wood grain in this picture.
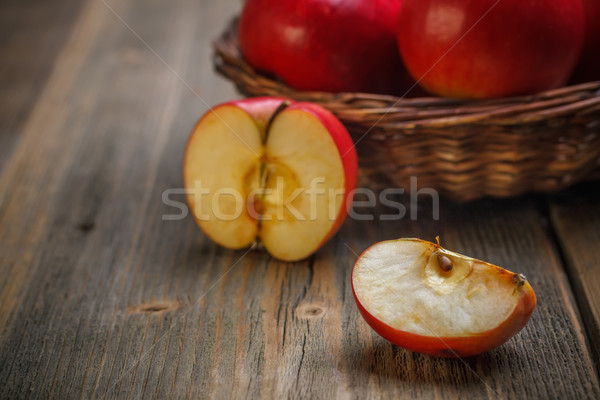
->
[0,0,599,398]
[0,0,104,338]
[549,184,600,370]
[0,0,85,174]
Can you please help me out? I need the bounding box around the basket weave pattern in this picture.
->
[213,19,600,202]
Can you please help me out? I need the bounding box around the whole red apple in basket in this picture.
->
[239,0,414,94]
[571,0,600,82]
[183,97,357,261]
[397,0,585,98]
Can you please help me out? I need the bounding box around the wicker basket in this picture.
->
[213,19,600,202]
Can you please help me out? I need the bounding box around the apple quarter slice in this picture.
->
[352,238,537,357]
[183,97,357,261]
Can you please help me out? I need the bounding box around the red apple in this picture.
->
[352,238,537,357]
[239,0,414,94]
[571,0,600,82]
[397,0,585,98]
[183,97,357,261]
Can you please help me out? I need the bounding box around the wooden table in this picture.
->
[1,0,599,398]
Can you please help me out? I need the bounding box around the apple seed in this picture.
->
[437,253,453,272]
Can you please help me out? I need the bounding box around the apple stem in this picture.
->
[263,100,291,142]
[437,253,453,272]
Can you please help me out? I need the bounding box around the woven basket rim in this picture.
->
[213,18,600,130]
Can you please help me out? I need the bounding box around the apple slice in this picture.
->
[352,238,536,357]
[183,97,357,261]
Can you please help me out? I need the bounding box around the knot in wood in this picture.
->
[297,304,325,319]
[128,299,182,315]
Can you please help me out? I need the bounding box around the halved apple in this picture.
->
[352,238,537,357]
[183,97,357,261]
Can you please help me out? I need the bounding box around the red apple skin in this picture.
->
[223,96,288,132]
[351,240,537,357]
[286,101,358,246]
[239,0,414,95]
[397,0,585,99]
[571,0,600,83]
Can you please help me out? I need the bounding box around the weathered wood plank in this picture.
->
[549,183,600,369]
[0,0,85,174]
[0,0,599,398]
[0,0,107,340]
[0,0,241,397]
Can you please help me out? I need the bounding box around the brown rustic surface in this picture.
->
[549,185,600,371]
[0,0,599,399]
